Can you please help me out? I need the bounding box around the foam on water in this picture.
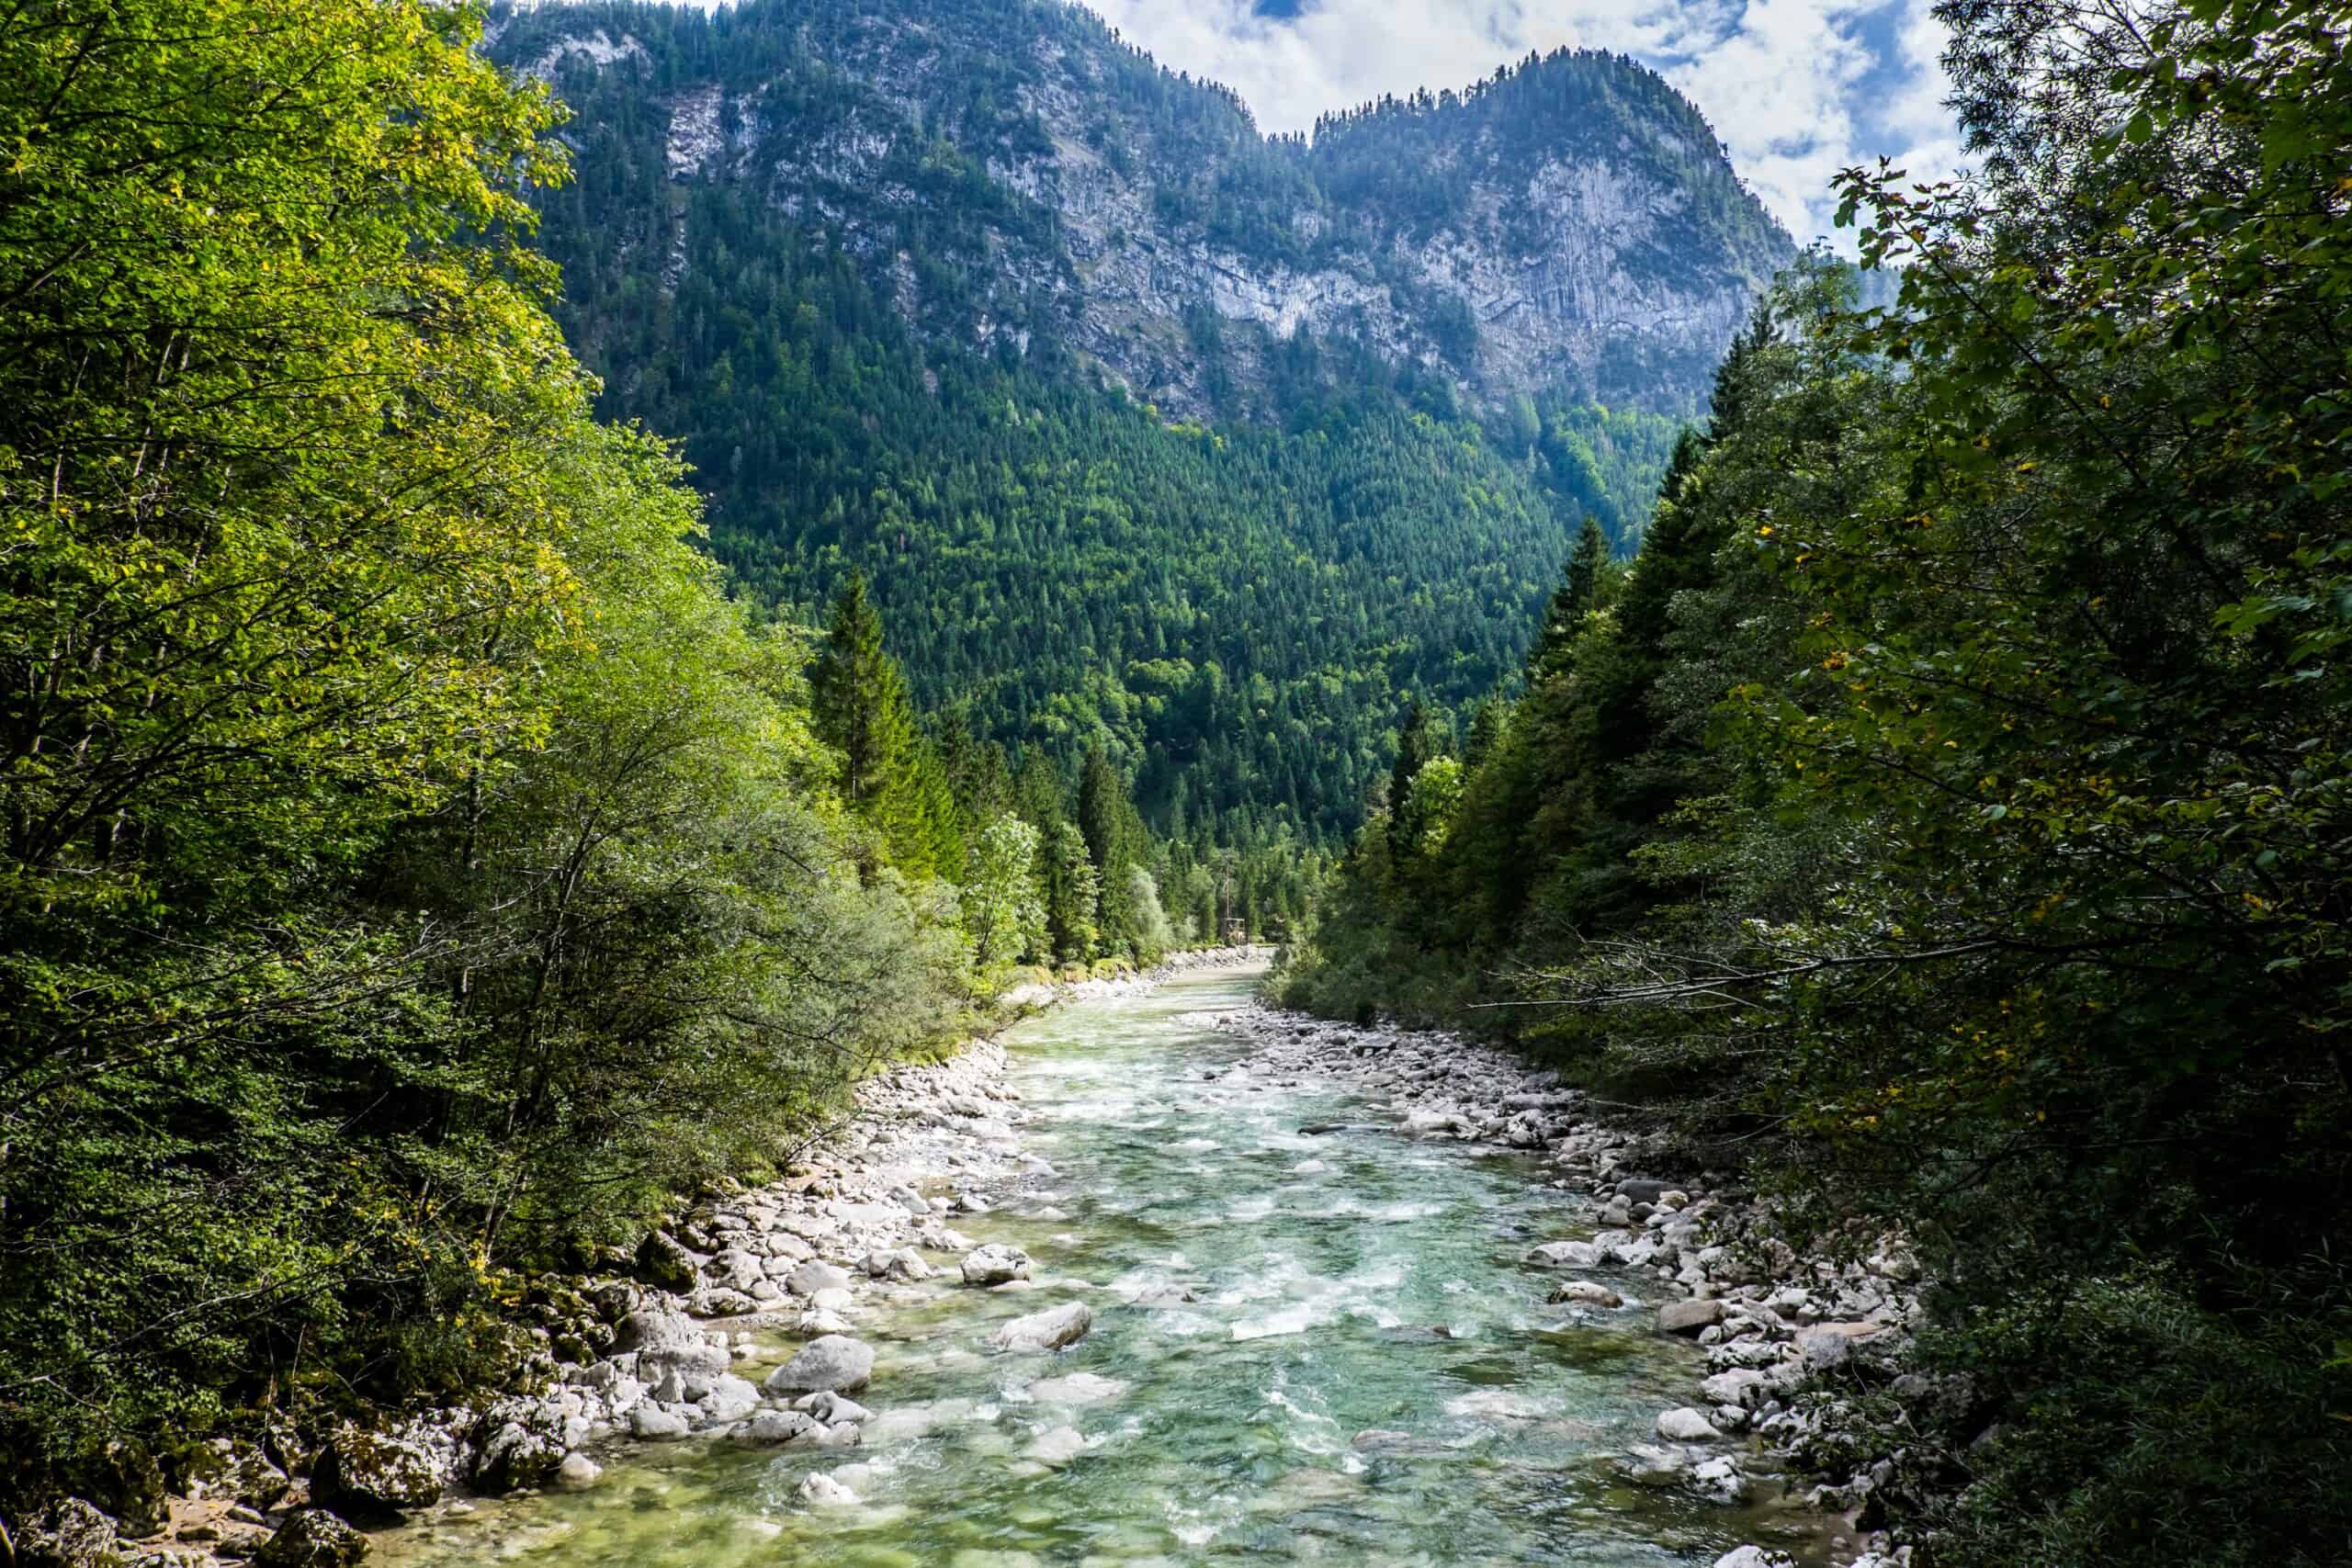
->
[379,969,1836,1568]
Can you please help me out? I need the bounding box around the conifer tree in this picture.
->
[810,571,925,869]
[1079,747,1145,953]
[1525,514,1609,683]
[1385,703,1437,863]
[1041,820,1101,964]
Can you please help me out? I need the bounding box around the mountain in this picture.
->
[477,0,1790,845]
[492,0,1790,423]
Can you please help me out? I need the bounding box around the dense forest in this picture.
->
[1281,0,2352,1559]
[0,0,1302,1506]
[485,0,1709,849]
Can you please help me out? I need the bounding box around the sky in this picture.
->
[1080,0,1966,248]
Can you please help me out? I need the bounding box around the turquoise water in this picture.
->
[381,969,1829,1566]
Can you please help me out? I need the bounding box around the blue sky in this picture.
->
[1081,0,1966,247]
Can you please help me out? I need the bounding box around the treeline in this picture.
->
[0,0,1244,1495]
[1280,0,2352,1561]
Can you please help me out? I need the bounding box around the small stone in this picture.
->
[554,1453,603,1491]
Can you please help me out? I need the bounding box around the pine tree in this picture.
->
[1385,703,1436,863]
[1041,819,1101,964]
[810,571,925,869]
[1079,746,1143,954]
[1524,513,1609,683]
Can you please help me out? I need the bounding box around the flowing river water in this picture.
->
[381,967,1831,1568]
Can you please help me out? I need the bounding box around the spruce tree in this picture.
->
[1385,703,1436,863]
[1525,514,1609,683]
[810,571,925,868]
[1079,747,1142,954]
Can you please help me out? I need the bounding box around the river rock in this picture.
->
[960,1243,1032,1285]
[16,1498,119,1568]
[1025,1425,1087,1464]
[635,1230,700,1292]
[253,1509,370,1568]
[864,1247,933,1282]
[738,1409,820,1445]
[1548,1280,1623,1308]
[311,1425,448,1520]
[472,1419,564,1495]
[611,1306,703,1355]
[1656,1406,1722,1441]
[797,1472,858,1506]
[697,1373,762,1424]
[1527,1239,1602,1268]
[785,1260,853,1297]
[629,1405,691,1440]
[1713,1549,1795,1568]
[795,1392,871,1424]
[765,1334,876,1393]
[1658,1299,1725,1335]
[1691,1454,1748,1504]
[1026,1371,1127,1405]
[990,1302,1092,1353]
[554,1452,603,1490]
[709,1248,766,1292]
[1702,1368,1771,1408]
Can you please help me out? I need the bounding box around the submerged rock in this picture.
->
[797,1472,858,1506]
[989,1303,1091,1353]
[554,1451,604,1490]
[1024,1425,1087,1465]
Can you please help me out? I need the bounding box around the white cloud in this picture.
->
[1080,0,1963,246]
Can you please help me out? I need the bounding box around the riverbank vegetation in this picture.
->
[1280,0,2352,1559]
[0,0,1270,1503]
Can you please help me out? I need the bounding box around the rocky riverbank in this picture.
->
[7,949,1269,1568]
[1199,1002,1928,1568]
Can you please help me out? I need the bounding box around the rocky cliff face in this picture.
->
[492,0,1792,418]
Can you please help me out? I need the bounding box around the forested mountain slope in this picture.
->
[479,0,1774,842]
[491,0,1788,422]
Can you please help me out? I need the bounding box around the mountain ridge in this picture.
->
[489,0,1793,422]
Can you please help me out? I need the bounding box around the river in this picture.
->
[380,966,1829,1567]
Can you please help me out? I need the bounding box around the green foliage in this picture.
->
[1283,0,2352,1557]
[961,814,1049,979]
[811,572,933,874]
[481,1,1702,852]
[0,0,967,1481]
